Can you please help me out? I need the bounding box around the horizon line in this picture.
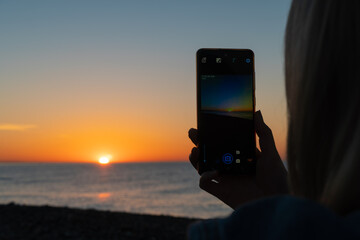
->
[0,160,189,164]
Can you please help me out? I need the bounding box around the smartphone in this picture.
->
[197,48,256,174]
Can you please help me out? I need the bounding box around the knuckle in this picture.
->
[191,147,196,153]
[199,177,206,190]
[263,124,273,136]
[188,128,193,137]
[191,147,199,156]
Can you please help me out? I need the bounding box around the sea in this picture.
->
[0,162,232,219]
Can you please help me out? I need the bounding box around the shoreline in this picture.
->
[0,203,201,239]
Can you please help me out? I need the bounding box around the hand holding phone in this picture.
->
[191,48,288,208]
[188,111,288,209]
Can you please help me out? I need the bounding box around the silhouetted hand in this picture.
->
[188,111,288,209]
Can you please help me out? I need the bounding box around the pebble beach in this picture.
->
[0,203,200,240]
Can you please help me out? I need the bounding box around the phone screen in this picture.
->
[197,49,256,174]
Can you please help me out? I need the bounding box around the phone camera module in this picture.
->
[245,58,251,63]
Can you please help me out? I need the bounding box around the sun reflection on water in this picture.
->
[97,192,111,200]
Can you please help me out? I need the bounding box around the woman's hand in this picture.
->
[188,111,288,209]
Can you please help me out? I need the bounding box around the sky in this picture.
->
[0,0,291,163]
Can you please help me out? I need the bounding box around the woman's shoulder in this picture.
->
[188,196,360,240]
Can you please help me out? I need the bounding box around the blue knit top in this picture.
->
[188,196,360,239]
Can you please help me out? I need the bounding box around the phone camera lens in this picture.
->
[245,58,251,63]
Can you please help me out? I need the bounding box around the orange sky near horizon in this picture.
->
[0,102,287,163]
[0,101,196,163]
[0,1,290,163]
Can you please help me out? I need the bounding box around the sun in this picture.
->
[98,155,111,165]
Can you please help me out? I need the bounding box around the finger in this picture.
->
[188,128,199,146]
[199,171,221,195]
[256,148,261,158]
[189,147,199,171]
[254,111,277,154]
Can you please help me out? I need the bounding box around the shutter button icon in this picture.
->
[222,153,233,164]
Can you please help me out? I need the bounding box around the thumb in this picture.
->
[199,171,221,196]
[254,110,277,154]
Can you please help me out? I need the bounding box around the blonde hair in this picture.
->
[285,0,360,215]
